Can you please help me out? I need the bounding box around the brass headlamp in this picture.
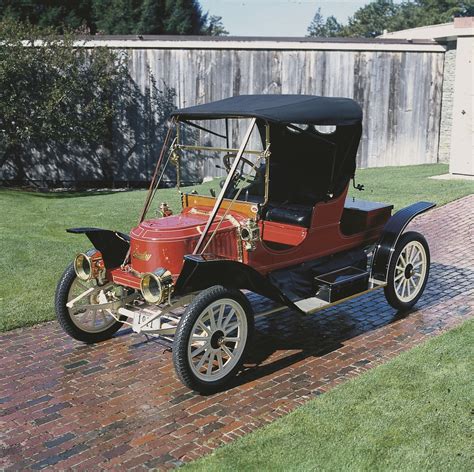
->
[140,268,174,304]
[73,251,104,281]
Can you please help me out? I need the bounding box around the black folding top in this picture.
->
[171,94,362,126]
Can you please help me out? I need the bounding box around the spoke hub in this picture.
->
[210,330,225,349]
[404,263,414,279]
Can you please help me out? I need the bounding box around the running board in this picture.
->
[295,279,386,315]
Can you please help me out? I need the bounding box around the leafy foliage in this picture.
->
[0,0,227,35]
[308,0,474,38]
[344,0,401,37]
[0,19,177,186]
[0,19,121,182]
[307,7,343,37]
[200,15,228,36]
[0,0,95,32]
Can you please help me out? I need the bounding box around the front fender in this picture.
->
[67,227,130,269]
[371,201,435,281]
[174,254,298,310]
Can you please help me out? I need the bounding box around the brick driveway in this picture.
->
[1,195,473,470]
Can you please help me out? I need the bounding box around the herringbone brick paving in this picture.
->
[1,195,473,470]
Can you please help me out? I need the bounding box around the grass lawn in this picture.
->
[185,319,474,471]
[0,163,473,332]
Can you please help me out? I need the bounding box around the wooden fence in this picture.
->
[1,37,446,185]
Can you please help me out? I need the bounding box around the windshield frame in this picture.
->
[174,118,268,192]
[138,116,271,257]
[174,118,271,207]
[190,117,258,255]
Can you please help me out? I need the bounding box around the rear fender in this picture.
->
[371,202,435,281]
[67,227,130,269]
[174,254,299,310]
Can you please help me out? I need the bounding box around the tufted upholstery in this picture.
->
[264,203,313,227]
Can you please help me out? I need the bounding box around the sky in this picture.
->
[200,0,370,37]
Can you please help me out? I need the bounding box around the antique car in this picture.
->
[55,95,434,393]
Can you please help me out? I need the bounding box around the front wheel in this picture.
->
[55,260,125,343]
[173,286,254,394]
[384,231,430,311]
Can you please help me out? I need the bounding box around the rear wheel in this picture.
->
[384,231,430,311]
[55,260,124,343]
[173,286,254,394]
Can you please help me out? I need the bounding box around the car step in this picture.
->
[294,267,385,314]
[314,266,370,303]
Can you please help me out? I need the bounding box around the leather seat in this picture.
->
[264,203,313,227]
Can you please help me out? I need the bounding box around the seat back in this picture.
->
[264,203,313,227]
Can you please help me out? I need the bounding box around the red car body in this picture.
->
[110,183,392,290]
[57,95,434,393]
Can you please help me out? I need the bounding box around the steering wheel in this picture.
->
[223,153,259,185]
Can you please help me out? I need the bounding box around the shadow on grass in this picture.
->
[0,187,142,199]
[0,181,199,199]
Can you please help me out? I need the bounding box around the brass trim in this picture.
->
[263,123,271,205]
[176,144,262,155]
[236,230,244,262]
[184,194,258,218]
[74,251,104,281]
[132,249,152,261]
[140,269,174,305]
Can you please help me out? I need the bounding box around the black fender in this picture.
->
[371,201,435,281]
[66,227,130,269]
[174,254,300,311]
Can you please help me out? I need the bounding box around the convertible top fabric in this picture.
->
[171,94,362,126]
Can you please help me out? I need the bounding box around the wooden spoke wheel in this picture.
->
[384,231,430,311]
[55,257,125,343]
[172,286,254,393]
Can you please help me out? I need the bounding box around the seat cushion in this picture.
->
[264,203,313,227]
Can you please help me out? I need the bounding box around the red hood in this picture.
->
[129,208,244,276]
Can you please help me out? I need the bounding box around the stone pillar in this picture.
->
[438,41,456,163]
[449,17,473,176]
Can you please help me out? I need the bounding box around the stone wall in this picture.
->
[438,41,456,163]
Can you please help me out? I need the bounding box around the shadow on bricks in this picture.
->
[225,262,474,390]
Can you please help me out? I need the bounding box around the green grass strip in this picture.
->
[186,319,474,471]
[0,163,473,331]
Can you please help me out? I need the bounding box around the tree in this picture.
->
[203,15,229,36]
[407,0,474,25]
[92,0,143,34]
[343,0,400,38]
[307,7,343,37]
[0,1,96,33]
[0,19,127,184]
[307,0,474,38]
[324,16,344,37]
[0,0,229,36]
[161,0,207,35]
[136,0,164,34]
